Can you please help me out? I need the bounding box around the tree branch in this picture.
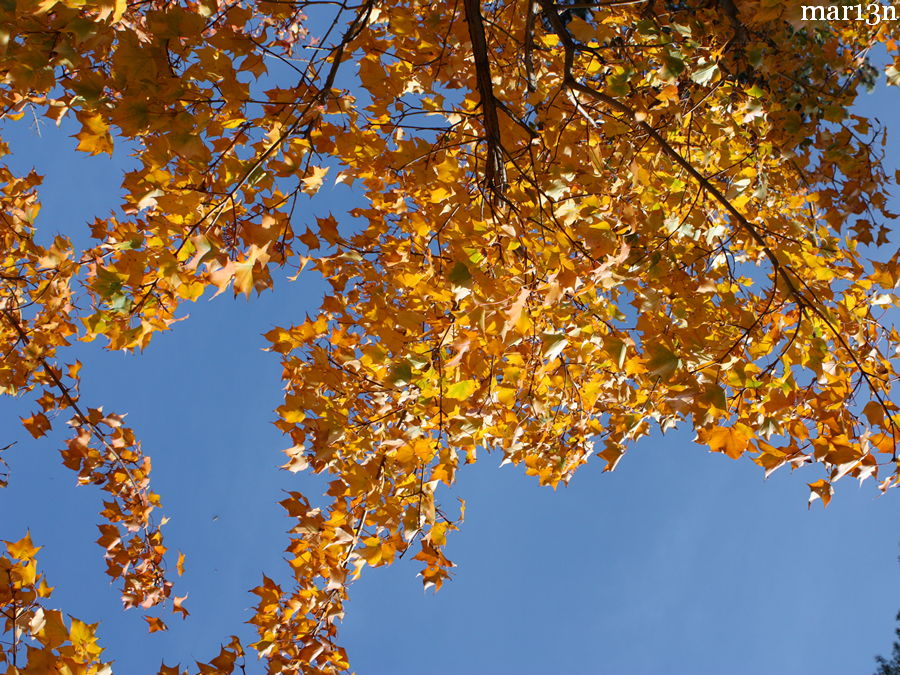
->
[463,0,508,195]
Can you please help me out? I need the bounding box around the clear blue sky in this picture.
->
[0,54,898,675]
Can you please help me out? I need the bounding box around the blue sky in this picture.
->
[0,48,899,675]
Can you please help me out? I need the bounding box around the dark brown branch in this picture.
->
[462,0,508,195]
[718,0,748,46]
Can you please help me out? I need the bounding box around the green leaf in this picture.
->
[660,51,686,81]
[449,262,472,286]
[690,60,719,86]
[745,84,765,98]
[541,333,567,361]
[464,247,484,265]
[445,379,477,400]
[648,345,680,379]
[389,361,413,385]
[702,384,727,410]
[108,294,132,313]
[95,267,124,299]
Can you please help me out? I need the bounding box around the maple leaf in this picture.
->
[21,412,51,438]
[172,594,189,619]
[445,379,477,401]
[74,112,114,156]
[301,166,329,195]
[501,288,530,338]
[6,531,41,560]
[808,479,834,508]
[144,616,168,633]
[281,445,309,473]
[701,425,753,460]
[69,617,104,659]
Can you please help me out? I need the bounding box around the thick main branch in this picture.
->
[463,0,507,195]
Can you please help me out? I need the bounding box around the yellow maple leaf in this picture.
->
[70,617,103,658]
[74,113,114,156]
[34,610,70,649]
[6,531,41,560]
[808,479,833,508]
[702,424,752,460]
[301,166,329,195]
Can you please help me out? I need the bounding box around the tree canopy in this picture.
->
[1,0,900,672]
[876,609,900,675]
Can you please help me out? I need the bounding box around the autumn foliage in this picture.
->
[2,0,900,671]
